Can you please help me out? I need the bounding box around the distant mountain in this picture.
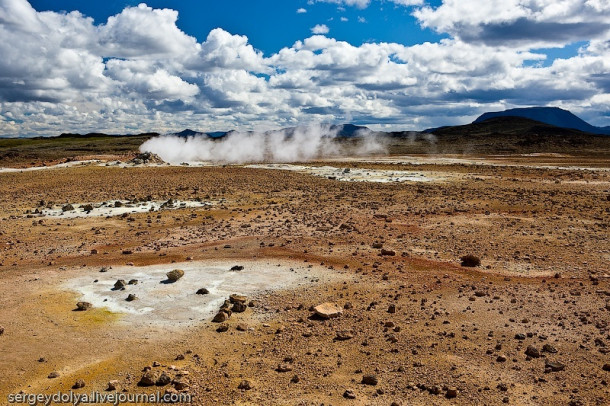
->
[474,107,610,135]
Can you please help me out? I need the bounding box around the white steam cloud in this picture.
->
[139,124,387,164]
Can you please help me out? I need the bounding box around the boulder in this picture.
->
[166,269,184,282]
[314,302,343,319]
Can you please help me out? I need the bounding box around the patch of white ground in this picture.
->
[246,164,448,183]
[64,260,343,328]
[34,199,212,218]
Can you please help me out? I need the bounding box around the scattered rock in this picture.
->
[232,302,247,313]
[545,360,565,372]
[446,387,458,398]
[62,204,74,212]
[229,294,247,304]
[230,265,244,271]
[113,279,126,290]
[335,330,354,341]
[238,380,252,390]
[107,380,119,391]
[236,323,248,331]
[216,324,229,333]
[156,373,171,386]
[314,302,343,319]
[139,371,158,386]
[460,254,481,267]
[48,371,60,379]
[212,311,229,323]
[380,249,396,256]
[126,294,137,302]
[76,302,92,311]
[276,364,293,373]
[129,152,165,165]
[82,204,94,212]
[166,269,184,282]
[361,375,378,385]
[128,279,138,285]
[72,379,85,389]
[542,344,558,353]
[525,345,541,358]
[196,288,209,295]
[343,389,357,399]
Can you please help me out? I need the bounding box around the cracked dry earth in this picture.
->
[0,155,609,405]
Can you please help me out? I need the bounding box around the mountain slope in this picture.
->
[474,107,610,135]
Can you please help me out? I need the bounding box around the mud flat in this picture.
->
[247,163,449,183]
[65,260,341,328]
[36,199,211,218]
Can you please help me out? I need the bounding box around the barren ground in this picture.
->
[0,154,609,405]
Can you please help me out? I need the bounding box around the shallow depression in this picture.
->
[64,260,337,328]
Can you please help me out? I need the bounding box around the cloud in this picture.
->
[297,8,307,13]
[311,24,330,34]
[413,0,610,47]
[0,0,608,137]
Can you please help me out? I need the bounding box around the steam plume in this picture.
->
[139,124,386,164]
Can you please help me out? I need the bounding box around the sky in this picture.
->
[0,0,609,137]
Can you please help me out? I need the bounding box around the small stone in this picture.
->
[107,380,119,391]
[343,389,356,399]
[603,364,610,371]
[446,387,458,398]
[128,279,138,285]
[216,324,229,332]
[139,371,158,386]
[276,364,293,373]
[232,302,247,313]
[114,279,126,290]
[0,325,4,335]
[230,265,244,271]
[380,249,396,256]
[387,304,396,313]
[126,294,137,302]
[72,379,85,389]
[545,360,565,372]
[76,301,92,311]
[496,355,507,362]
[62,204,74,212]
[156,373,171,386]
[361,375,378,385]
[196,288,209,295]
[525,345,541,358]
[173,379,189,391]
[542,344,558,353]
[290,375,300,383]
[212,311,229,323]
[335,330,354,341]
[48,371,60,379]
[314,302,343,319]
[238,380,252,390]
[229,294,247,304]
[166,269,184,282]
[236,323,248,331]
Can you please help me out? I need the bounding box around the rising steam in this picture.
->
[139,124,387,164]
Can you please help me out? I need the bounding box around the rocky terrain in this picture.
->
[0,153,608,405]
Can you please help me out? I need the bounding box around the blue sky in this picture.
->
[30,0,447,54]
[1,0,609,136]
